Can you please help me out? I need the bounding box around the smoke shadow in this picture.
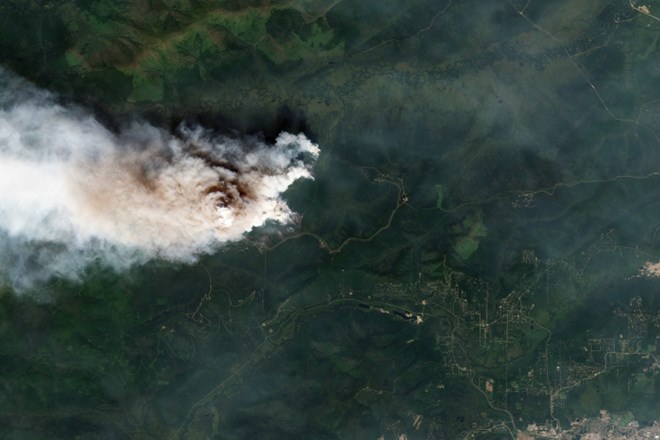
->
[162,105,314,145]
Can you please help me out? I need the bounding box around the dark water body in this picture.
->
[0,0,659,438]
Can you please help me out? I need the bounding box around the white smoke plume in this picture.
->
[0,69,319,291]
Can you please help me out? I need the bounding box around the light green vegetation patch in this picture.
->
[53,2,345,104]
[452,211,487,260]
[435,184,444,209]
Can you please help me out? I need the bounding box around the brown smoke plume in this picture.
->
[0,69,319,291]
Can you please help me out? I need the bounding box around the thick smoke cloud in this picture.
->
[0,69,319,291]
